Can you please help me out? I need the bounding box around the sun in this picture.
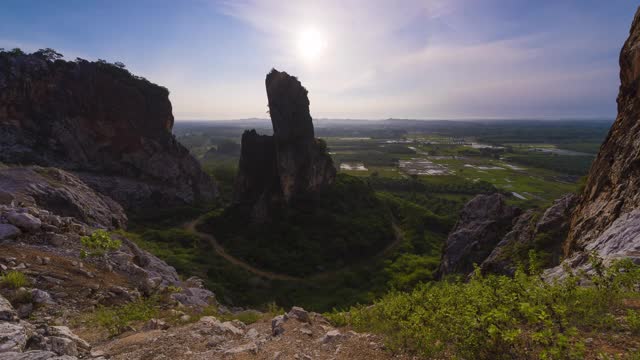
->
[297,28,327,61]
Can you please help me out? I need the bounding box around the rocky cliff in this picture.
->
[481,194,578,276]
[234,69,336,220]
[555,8,640,272]
[438,193,520,277]
[0,50,216,208]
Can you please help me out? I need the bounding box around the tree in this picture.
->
[34,48,63,61]
[113,61,126,69]
[8,48,25,56]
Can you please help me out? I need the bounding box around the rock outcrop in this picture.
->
[0,166,126,229]
[0,51,216,209]
[233,69,336,220]
[547,8,640,275]
[438,193,520,277]
[481,194,578,275]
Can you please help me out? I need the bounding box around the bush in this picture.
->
[0,271,29,289]
[627,310,640,335]
[80,229,121,258]
[90,296,159,336]
[331,257,640,359]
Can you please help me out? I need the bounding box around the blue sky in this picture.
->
[1,0,637,120]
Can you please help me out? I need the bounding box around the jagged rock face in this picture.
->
[0,52,216,209]
[563,8,640,263]
[438,193,520,277]
[234,70,336,220]
[0,166,126,229]
[481,194,578,276]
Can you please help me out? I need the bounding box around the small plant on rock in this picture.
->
[0,271,29,289]
[80,229,122,258]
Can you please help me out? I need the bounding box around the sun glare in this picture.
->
[297,28,327,61]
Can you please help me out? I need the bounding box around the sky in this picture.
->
[1,0,637,120]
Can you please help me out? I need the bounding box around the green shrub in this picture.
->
[333,258,640,360]
[627,310,640,335]
[0,271,29,289]
[90,296,158,336]
[80,229,121,258]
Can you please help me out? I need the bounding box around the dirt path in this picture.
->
[183,214,404,282]
[184,216,300,281]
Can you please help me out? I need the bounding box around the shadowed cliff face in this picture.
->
[564,8,640,256]
[438,193,520,277]
[234,69,336,220]
[0,52,216,208]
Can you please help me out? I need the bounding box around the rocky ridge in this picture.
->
[0,165,216,359]
[234,69,336,220]
[544,7,640,277]
[0,50,216,209]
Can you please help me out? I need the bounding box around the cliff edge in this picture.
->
[0,50,216,208]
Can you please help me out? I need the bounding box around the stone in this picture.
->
[245,328,259,340]
[142,318,169,331]
[0,224,21,240]
[47,234,66,247]
[47,336,77,357]
[287,306,310,323]
[45,326,90,352]
[233,69,336,221]
[271,315,286,336]
[223,342,258,355]
[320,329,343,344]
[0,321,32,353]
[438,193,520,277]
[30,290,55,306]
[219,321,244,336]
[6,212,41,232]
[169,287,214,307]
[0,295,18,321]
[0,53,217,210]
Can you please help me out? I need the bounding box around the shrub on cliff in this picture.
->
[0,270,29,289]
[80,229,122,258]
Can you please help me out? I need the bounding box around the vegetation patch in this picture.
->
[0,270,29,289]
[203,174,395,276]
[80,230,122,258]
[327,255,640,359]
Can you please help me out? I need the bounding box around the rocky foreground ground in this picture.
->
[0,164,404,360]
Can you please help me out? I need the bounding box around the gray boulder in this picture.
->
[0,224,21,240]
[0,295,18,321]
[0,321,33,353]
[6,212,41,232]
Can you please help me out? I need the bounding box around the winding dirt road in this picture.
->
[183,214,404,282]
[184,215,301,281]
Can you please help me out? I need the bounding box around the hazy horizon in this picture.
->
[2,0,636,120]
